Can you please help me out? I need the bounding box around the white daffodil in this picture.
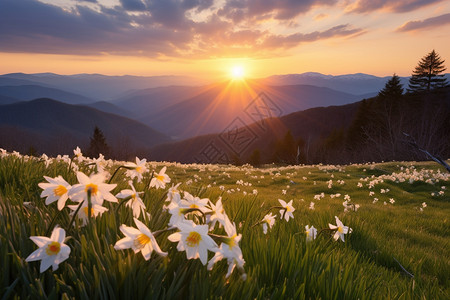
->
[114,218,167,260]
[206,197,227,229]
[168,221,218,265]
[305,225,317,242]
[116,181,146,218]
[262,213,276,234]
[73,146,84,161]
[150,167,171,189]
[67,202,109,226]
[208,219,245,278]
[180,192,211,214]
[166,183,182,204]
[38,176,72,210]
[68,171,117,205]
[125,157,148,183]
[25,226,70,273]
[328,216,351,242]
[278,199,295,222]
[167,201,189,227]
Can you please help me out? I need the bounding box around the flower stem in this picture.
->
[108,165,126,184]
[45,208,62,236]
[67,200,85,233]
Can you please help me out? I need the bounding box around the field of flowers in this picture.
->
[0,147,449,299]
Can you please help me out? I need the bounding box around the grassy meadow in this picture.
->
[0,150,449,299]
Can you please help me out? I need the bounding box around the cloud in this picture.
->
[397,13,450,32]
[119,0,147,11]
[261,24,364,49]
[346,0,444,13]
[0,0,363,59]
[218,0,335,23]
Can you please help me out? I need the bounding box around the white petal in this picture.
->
[29,236,51,248]
[114,237,134,250]
[167,232,181,242]
[25,247,46,262]
[50,227,66,244]
[39,256,54,273]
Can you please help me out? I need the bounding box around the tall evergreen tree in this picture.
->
[87,126,110,158]
[378,74,403,98]
[408,50,448,93]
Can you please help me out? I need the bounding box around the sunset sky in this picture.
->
[1,0,450,80]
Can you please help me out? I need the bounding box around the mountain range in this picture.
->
[1,71,448,161]
[0,98,169,157]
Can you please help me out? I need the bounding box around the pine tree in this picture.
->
[408,50,448,93]
[87,126,110,158]
[378,74,403,98]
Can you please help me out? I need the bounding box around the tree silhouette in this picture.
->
[248,149,261,167]
[86,126,110,158]
[408,50,448,93]
[378,74,403,99]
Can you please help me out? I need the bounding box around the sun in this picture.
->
[231,65,245,80]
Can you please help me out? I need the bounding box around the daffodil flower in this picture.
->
[278,199,295,222]
[150,166,171,189]
[305,225,317,242]
[124,157,148,183]
[38,175,72,211]
[208,218,245,278]
[262,213,276,234]
[25,226,70,273]
[180,191,211,214]
[67,202,108,226]
[166,183,182,204]
[116,181,146,218]
[114,218,167,260]
[328,216,351,242]
[73,146,84,161]
[68,171,117,205]
[168,221,218,265]
[207,197,227,229]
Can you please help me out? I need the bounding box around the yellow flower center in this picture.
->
[226,234,237,249]
[131,193,136,201]
[157,175,165,181]
[85,183,98,195]
[83,207,95,217]
[133,233,150,249]
[136,166,143,173]
[286,206,293,212]
[338,226,344,233]
[186,231,202,247]
[46,241,61,256]
[305,230,310,236]
[190,204,199,209]
[53,185,67,197]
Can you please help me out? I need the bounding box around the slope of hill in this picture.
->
[0,94,21,105]
[142,80,362,139]
[149,101,360,163]
[113,85,204,119]
[0,73,207,100]
[84,101,132,117]
[0,98,170,157]
[260,72,450,95]
[0,85,96,105]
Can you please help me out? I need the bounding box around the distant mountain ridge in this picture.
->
[0,85,96,105]
[0,98,170,158]
[0,73,207,100]
[259,72,450,95]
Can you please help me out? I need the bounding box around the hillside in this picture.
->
[149,101,360,163]
[0,85,96,105]
[143,80,361,139]
[0,98,170,157]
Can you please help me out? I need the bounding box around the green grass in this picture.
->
[0,153,449,299]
